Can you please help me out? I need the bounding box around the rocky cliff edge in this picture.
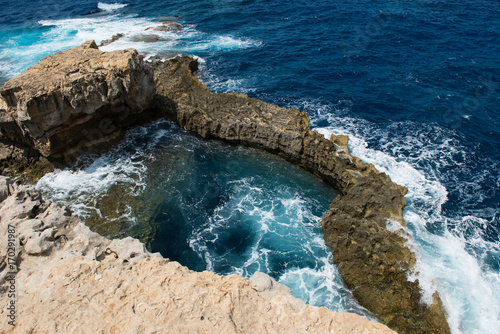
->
[152,56,450,334]
[0,176,395,334]
[0,40,155,161]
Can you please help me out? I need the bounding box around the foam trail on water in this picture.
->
[36,121,373,319]
[36,157,146,218]
[36,154,147,222]
[197,58,259,94]
[35,121,172,220]
[307,105,500,333]
[186,173,373,318]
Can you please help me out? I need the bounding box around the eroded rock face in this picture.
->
[0,41,155,160]
[0,177,395,334]
[0,141,56,182]
[152,56,450,334]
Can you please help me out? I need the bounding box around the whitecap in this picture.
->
[0,9,261,82]
[97,2,128,12]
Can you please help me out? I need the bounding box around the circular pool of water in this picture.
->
[37,120,373,317]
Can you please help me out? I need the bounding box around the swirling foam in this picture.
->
[36,121,373,319]
[304,100,500,334]
[0,6,261,81]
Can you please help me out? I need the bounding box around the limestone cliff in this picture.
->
[0,41,155,160]
[0,177,395,334]
[0,42,450,333]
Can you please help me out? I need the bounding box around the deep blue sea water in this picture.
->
[1,0,499,332]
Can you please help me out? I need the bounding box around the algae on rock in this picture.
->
[0,42,450,334]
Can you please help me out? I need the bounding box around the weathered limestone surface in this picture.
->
[152,57,450,334]
[0,177,395,334]
[0,41,156,159]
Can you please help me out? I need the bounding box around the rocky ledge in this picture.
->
[0,176,395,334]
[0,42,450,333]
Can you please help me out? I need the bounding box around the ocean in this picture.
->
[1,0,499,332]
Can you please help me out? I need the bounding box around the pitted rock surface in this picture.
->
[0,42,450,333]
[0,40,155,159]
[0,177,395,334]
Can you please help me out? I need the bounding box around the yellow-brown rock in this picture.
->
[0,44,451,333]
[0,41,155,160]
[0,177,395,334]
[152,56,451,334]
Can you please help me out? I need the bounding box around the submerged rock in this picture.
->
[0,41,156,161]
[0,177,395,334]
[129,34,164,43]
[146,21,183,32]
[152,56,451,334]
[99,33,125,47]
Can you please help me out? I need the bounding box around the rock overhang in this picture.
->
[0,40,155,159]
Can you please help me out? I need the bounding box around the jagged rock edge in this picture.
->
[0,177,395,333]
[150,55,451,334]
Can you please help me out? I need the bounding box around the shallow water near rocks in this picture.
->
[37,120,375,318]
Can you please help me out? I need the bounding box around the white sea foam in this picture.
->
[35,121,173,219]
[183,173,364,314]
[35,120,370,318]
[278,254,376,319]
[36,155,147,219]
[196,56,259,94]
[306,102,500,333]
[0,8,261,82]
[97,2,128,11]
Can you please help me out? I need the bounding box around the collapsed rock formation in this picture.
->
[152,57,451,334]
[0,42,451,333]
[0,41,155,160]
[0,177,395,334]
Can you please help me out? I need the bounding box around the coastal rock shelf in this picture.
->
[0,42,450,333]
[0,176,395,333]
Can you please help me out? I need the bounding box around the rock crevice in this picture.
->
[0,40,155,159]
[0,42,450,333]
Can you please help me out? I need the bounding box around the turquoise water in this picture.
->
[1,0,499,331]
[37,120,373,317]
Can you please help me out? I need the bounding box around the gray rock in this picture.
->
[0,176,13,202]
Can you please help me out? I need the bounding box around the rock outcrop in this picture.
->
[0,41,156,161]
[0,177,395,334]
[152,56,450,334]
